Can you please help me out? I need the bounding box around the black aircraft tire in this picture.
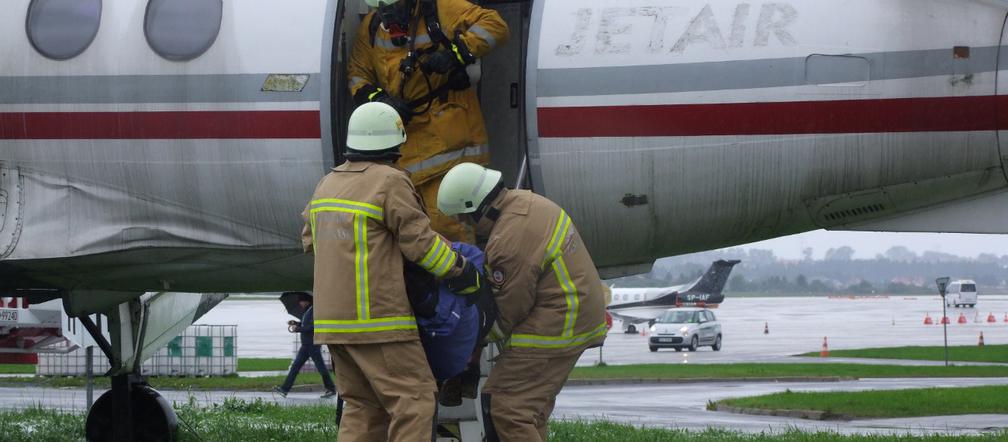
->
[626,324,637,334]
[86,385,178,442]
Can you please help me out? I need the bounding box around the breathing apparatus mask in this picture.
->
[377,0,412,47]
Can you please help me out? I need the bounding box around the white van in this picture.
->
[945,279,978,308]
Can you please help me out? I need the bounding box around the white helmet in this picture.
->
[364,0,400,8]
[437,163,503,216]
[346,102,406,152]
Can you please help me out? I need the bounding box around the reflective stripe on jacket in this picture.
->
[478,190,608,356]
[302,160,463,344]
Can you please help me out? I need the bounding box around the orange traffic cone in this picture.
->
[978,332,985,347]
[957,313,968,324]
[820,337,829,357]
[941,315,951,325]
[988,313,996,323]
[924,314,934,325]
[764,322,769,334]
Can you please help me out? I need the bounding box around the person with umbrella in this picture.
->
[274,292,337,398]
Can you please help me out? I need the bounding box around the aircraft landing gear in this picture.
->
[624,324,637,334]
[85,373,178,442]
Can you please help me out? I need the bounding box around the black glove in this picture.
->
[445,256,482,296]
[421,50,461,75]
[374,95,414,126]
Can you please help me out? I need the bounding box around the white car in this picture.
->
[648,308,722,352]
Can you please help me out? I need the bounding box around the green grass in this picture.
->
[720,385,1008,419]
[568,363,1008,380]
[0,363,1005,391]
[236,358,291,372]
[0,364,35,374]
[799,345,1008,363]
[1,402,1005,442]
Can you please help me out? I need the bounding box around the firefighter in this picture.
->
[302,102,482,441]
[436,163,609,441]
[349,0,509,243]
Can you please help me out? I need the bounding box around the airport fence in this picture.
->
[38,325,237,376]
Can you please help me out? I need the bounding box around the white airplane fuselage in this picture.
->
[2,0,1008,296]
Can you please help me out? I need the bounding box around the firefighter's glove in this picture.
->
[374,95,414,126]
[445,257,482,296]
[421,50,461,75]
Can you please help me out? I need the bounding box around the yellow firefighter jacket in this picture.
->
[348,0,510,184]
[302,160,463,344]
[476,189,608,357]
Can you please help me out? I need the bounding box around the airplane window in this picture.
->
[634,294,640,301]
[144,0,222,61]
[26,0,102,60]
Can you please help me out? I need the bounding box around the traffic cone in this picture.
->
[923,314,934,325]
[941,315,950,325]
[819,337,829,357]
[957,313,968,324]
[978,332,985,347]
[764,322,769,334]
[987,313,996,323]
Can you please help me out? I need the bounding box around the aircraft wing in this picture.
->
[607,309,655,325]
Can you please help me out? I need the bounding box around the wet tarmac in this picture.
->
[198,296,1008,366]
[3,377,1007,435]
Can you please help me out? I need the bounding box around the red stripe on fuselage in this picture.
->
[0,111,321,139]
[538,95,1008,138]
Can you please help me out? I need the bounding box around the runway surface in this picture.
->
[197,295,1008,365]
[4,377,1007,435]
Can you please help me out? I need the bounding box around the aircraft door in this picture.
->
[999,11,1008,179]
[323,0,367,169]
[0,164,23,259]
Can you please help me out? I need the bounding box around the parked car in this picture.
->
[945,279,978,308]
[648,308,721,352]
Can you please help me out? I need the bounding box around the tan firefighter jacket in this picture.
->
[476,189,608,357]
[302,160,463,344]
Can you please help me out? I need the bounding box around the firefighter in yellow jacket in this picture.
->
[437,163,609,441]
[349,0,509,242]
[302,103,482,441]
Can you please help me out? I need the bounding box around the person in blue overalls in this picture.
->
[274,298,337,398]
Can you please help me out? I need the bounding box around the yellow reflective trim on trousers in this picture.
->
[552,255,579,337]
[510,322,608,349]
[316,316,417,333]
[354,214,371,320]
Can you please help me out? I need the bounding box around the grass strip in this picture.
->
[0,364,35,375]
[798,345,1008,363]
[1,403,1005,442]
[568,363,1008,380]
[719,385,1008,419]
[236,358,291,372]
[0,363,1005,391]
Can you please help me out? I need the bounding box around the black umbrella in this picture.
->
[279,292,313,319]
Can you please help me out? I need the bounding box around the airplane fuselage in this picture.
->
[2,0,1007,293]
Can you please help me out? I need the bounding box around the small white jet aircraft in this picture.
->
[608,260,739,333]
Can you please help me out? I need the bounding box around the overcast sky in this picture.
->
[734,230,1008,260]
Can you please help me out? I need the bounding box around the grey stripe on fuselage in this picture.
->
[0,73,321,104]
[538,46,1001,97]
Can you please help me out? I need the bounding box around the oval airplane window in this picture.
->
[144,0,222,61]
[26,0,102,60]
